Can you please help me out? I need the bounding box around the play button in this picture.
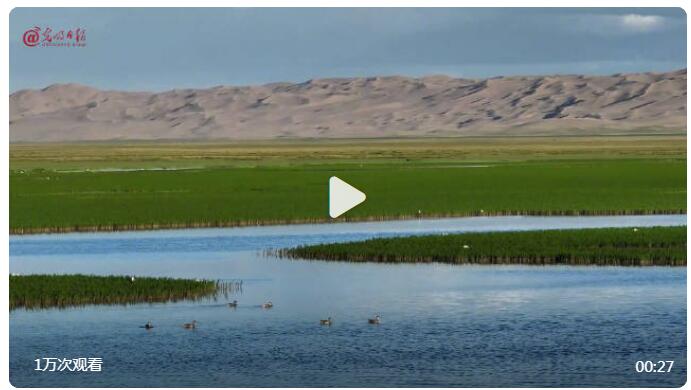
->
[329,176,366,218]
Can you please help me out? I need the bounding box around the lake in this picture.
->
[9,215,687,387]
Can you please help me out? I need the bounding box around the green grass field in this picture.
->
[281,226,687,266]
[8,274,237,310]
[9,137,686,233]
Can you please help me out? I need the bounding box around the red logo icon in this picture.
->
[22,27,40,47]
[21,26,86,48]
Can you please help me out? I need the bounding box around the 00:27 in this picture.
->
[635,360,674,373]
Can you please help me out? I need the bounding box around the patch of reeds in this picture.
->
[278,226,687,266]
[9,274,243,310]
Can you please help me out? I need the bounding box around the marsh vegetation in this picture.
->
[9,137,686,234]
[280,226,687,266]
[9,274,242,310]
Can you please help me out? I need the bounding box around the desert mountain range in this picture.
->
[9,69,686,142]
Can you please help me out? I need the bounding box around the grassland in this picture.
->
[9,136,687,170]
[280,226,687,266]
[9,136,686,234]
[8,274,238,310]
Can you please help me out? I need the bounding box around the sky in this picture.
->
[9,8,687,92]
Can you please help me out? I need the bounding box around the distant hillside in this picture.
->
[9,69,686,142]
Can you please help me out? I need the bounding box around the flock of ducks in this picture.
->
[140,301,381,330]
[318,315,381,326]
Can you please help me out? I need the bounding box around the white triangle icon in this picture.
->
[329,176,366,218]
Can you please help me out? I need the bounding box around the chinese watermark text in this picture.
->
[22,26,87,48]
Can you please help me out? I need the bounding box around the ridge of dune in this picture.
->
[9,69,686,142]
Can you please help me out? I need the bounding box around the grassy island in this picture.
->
[9,274,237,310]
[280,226,687,266]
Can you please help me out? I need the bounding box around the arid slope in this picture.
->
[10,69,686,142]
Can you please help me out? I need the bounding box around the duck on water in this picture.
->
[320,317,333,326]
[183,320,197,329]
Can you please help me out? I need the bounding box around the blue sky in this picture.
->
[9,8,687,92]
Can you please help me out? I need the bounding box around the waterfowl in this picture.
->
[227,300,238,308]
[368,315,381,324]
[183,320,197,329]
[261,301,274,309]
[140,321,154,329]
[320,317,333,326]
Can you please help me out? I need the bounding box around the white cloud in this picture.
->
[618,14,666,33]
[567,13,672,35]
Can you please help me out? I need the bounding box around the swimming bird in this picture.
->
[261,301,274,309]
[227,300,238,308]
[368,315,381,325]
[183,320,197,329]
[320,317,333,326]
[140,320,154,330]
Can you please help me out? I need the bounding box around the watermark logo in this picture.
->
[22,27,40,47]
[22,26,87,48]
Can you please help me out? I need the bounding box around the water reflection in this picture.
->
[9,215,688,387]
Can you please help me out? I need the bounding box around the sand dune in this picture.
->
[9,69,686,142]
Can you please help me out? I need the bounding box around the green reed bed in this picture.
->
[9,274,241,310]
[280,226,687,266]
[10,138,686,235]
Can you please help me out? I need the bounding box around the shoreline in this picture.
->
[10,209,687,235]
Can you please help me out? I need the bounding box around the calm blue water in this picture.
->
[9,216,687,387]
